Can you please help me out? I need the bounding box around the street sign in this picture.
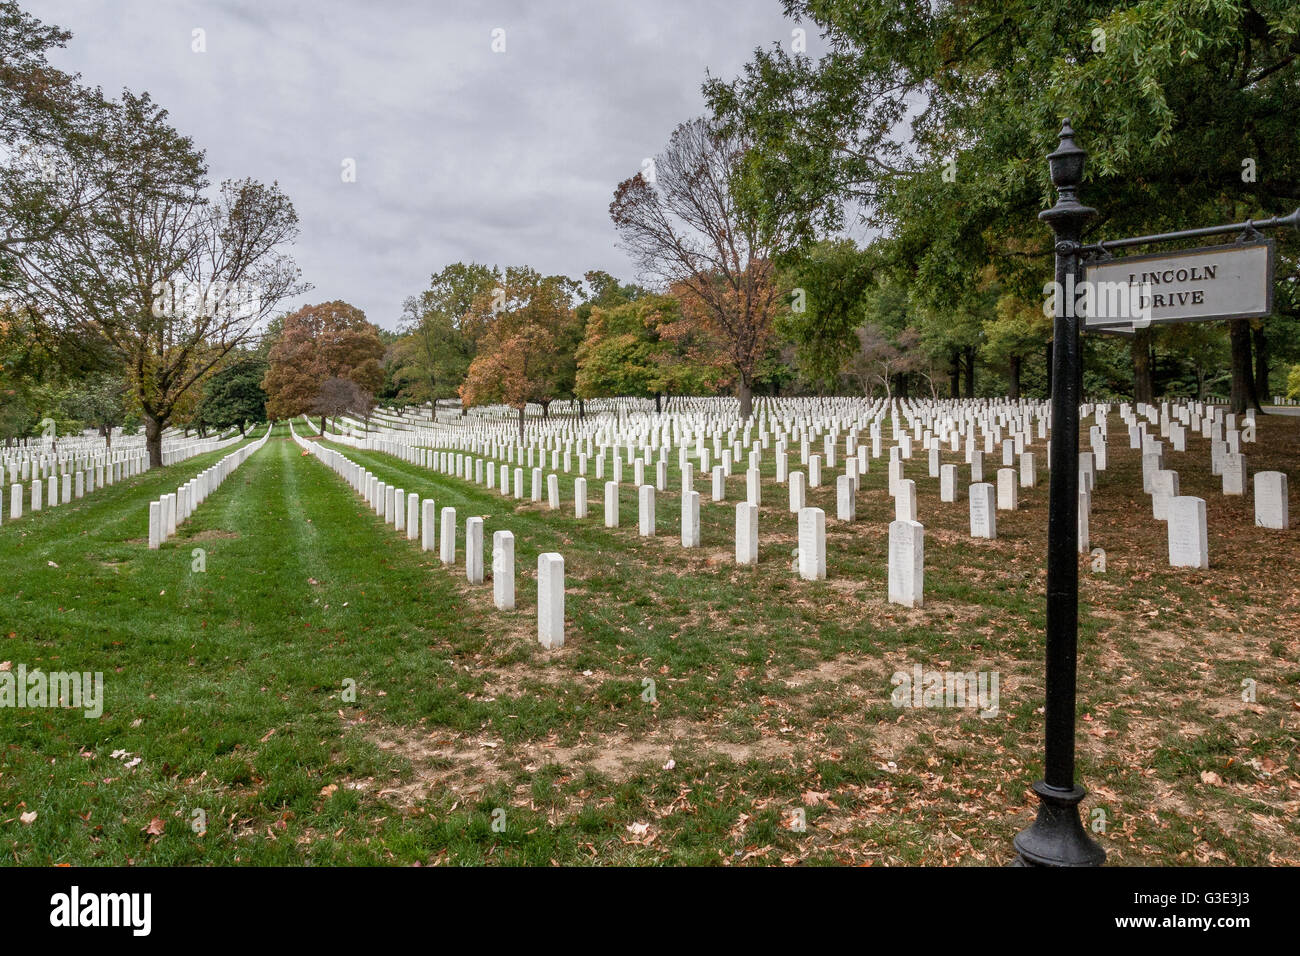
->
[1083,240,1273,328]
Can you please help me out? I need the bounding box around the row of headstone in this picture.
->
[5,423,249,475]
[373,419,937,611]
[4,455,142,527]
[289,423,566,649]
[148,428,272,549]
[341,396,1288,584]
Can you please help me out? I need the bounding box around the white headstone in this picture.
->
[797,507,826,581]
[574,477,588,519]
[604,481,619,527]
[888,519,924,608]
[1221,453,1246,496]
[682,489,701,547]
[735,502,758,565]
[421,499,436,551]
[439,507,456,564]
[940,464,957,503]
[148,501,161,550]
[638,484,655,536]
[894,479,917,522]
[537,553,565,649]
[1167,496,1209,569]
[466,517,484,583]
[1019,453,1036,488]
[996,468,1018,510]
[492,530,515,610]
[789,471,806,513]
[1078,490,1090,553]
[1254,471,1289,530]
[1151,469,1179,521]
[969,483,996,539]
[836,473,855,522]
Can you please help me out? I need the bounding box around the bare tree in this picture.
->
[845,324,927,399]
[610,118,790,418]
[311,376,373,434]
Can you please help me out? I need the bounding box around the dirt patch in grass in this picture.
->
[185,529,241,541]
[358,716,799,810]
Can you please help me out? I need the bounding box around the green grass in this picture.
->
[1,414,1296,866]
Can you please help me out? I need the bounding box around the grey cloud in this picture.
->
[28,0,811,328]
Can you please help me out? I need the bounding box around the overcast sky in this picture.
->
[27,0,816,329]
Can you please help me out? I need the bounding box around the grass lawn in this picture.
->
[1,415,1296,865]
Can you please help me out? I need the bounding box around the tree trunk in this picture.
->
[949,349,961,398]
[1253,324,1270,408]
[517,405,525,442]
[144,413,164,469]
[1229,319,1261,414]
[1132,327,1154,404]
[239,421,246,437]
[320,415,326,434]
[963,346,975,398]
[736,377,754,419]
[1009,355,1021,400]
[654,392,662,414]
[578,397,585,421]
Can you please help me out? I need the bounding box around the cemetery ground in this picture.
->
[1,419,1297,866]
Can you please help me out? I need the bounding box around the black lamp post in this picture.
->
[1013,119,1106,867]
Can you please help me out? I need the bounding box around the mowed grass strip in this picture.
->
[2,432,514,863]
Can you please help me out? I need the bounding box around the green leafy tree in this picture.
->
[707,0,1300,410]
[776,239,876,392]
[389,262,500,402]
[199,355,267,435]
[61,371,130,441]
[984,294,1053,399]
[576,293,727,409]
